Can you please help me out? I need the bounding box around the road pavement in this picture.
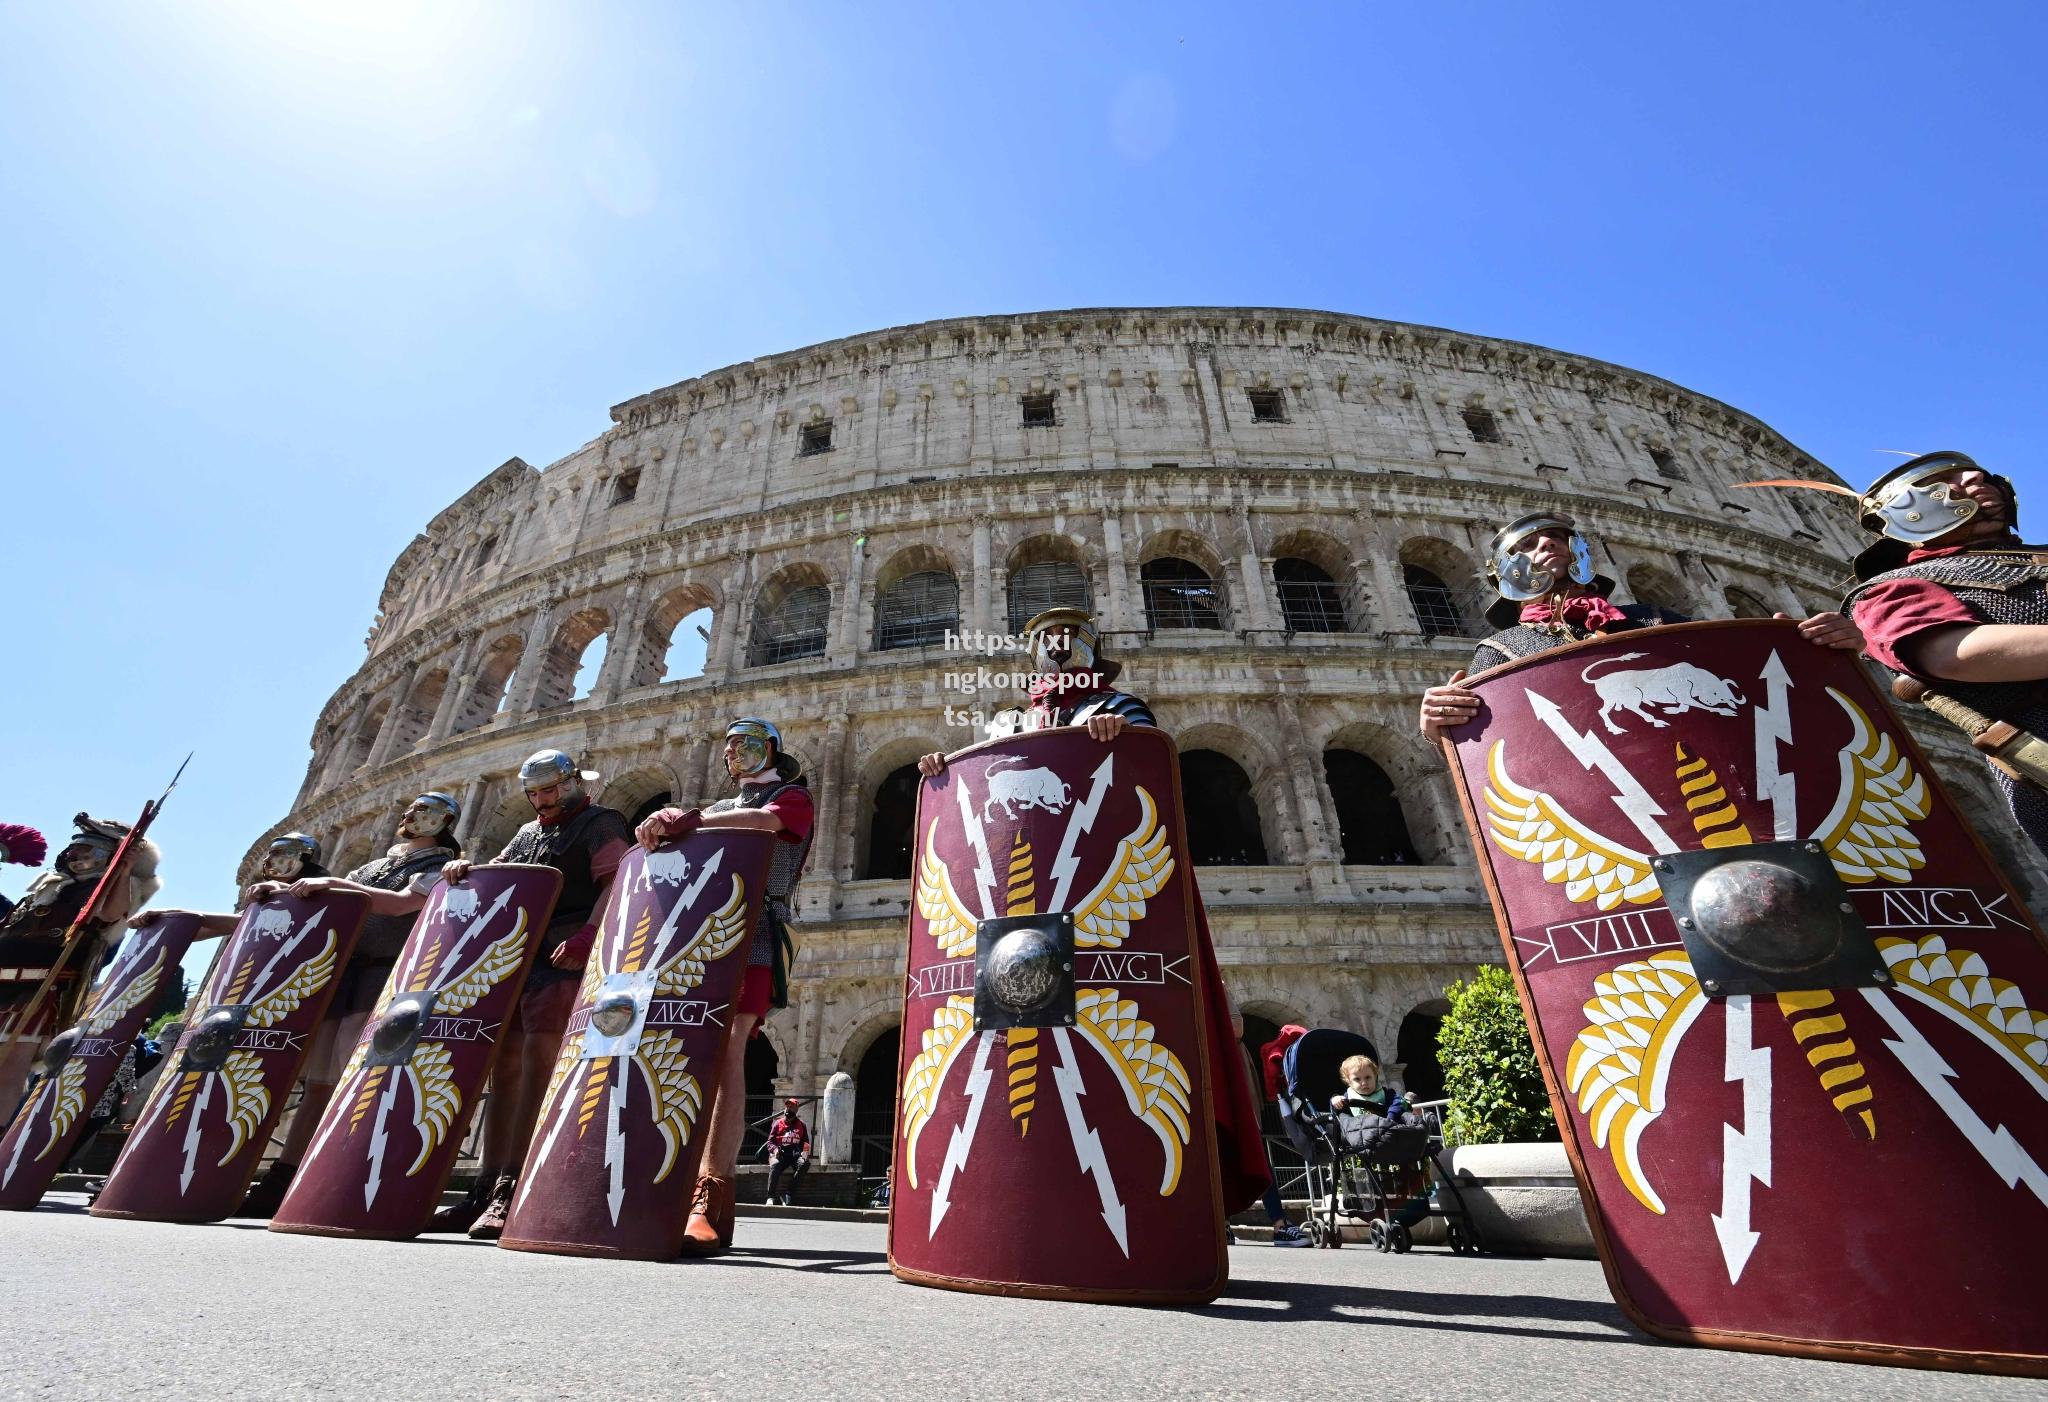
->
[1,1196,2040,1400]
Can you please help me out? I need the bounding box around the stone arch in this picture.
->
[382,666,448,757]
[337,695,391,777]
[1138,529,1228,632]
[531,606,612,710]
[454,633,523,733]
[1321,747,1420,865]
[1394,997,1453,1101]
[1172,724,1273,865]
[853,734,948,881]
[872,544,960,652]
[1269,527,1358,632]
[1322,717,1457,865]
[1724,584,1775,619]
[474,787,535,860]
[1398,536,1482,638]
[748,563,832,667]
[1626,562,1692,616]
[629,580,719,688]
[1004,533,1093,633]
[598,764,680,827]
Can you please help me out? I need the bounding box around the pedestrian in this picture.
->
[764,1096,811,1205]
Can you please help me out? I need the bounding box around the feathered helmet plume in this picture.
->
[0,823,47,868]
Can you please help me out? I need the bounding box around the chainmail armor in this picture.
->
[1469,604,1684,672]
[704,780,815,968]
[1844,550,2048,857]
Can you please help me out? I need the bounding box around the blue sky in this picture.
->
[4,2,2044,983]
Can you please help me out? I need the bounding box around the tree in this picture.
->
[144,967,192,1040]
[1437,964,1559,1147]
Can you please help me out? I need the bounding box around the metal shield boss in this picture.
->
[270,863,564,1240]
[93,894,372,1224]
[0,914,206,1210]
[888,727,1229,1304]
[498,829,776,1260]
[1445,620,2048,1374]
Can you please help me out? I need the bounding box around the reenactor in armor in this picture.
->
[1418,512,1863,740]
[431,752,633,1238]
[1820,453,2048,857]
[635,718,816,1255]
[0,815,159,1102]
[158,796,465,1216]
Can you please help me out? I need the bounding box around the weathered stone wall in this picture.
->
[254,307,2048,1111]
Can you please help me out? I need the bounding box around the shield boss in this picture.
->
[183,1008,241,1072]
[986,928,1063,1014]
[1690,859,1837,973]
[591,992,638,1039]
[39,1027,82,1078]
[371,1000,425,1060]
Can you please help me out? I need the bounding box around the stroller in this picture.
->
[1276,1028,1483,1254]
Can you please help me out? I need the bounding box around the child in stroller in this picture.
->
[1277,1028,1482,1253]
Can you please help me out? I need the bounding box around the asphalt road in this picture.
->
[1,1196,2040,1400]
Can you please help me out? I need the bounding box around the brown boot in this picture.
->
[427,1173,492,1234]
[679,1174,734,1257]
[468,1172,517,1240]
[236,1159,298,1219]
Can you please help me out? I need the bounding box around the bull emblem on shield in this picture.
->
[633,848,692,892]
[1583,653,1747,734]
[980,757,1072,820]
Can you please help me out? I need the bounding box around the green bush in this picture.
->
[1437,964,1559,1147]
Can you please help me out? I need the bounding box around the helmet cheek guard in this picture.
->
[262,831,321,880]
[1485,513,1598,602]
[725,719,780,777]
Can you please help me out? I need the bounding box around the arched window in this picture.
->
[1179,750,1268,864]
[339,697,389,775]
[1323,750,1418,864]
[627,584,718,687]
[628,790,673,826]
[382,667,447,756]
[1007,560,1091,633]
[865,764,922,879]
[455,633,524,733]
[570,634,607,700]
[749,581,830,666]
[1627,565,1688,617]
[741,1034,782,1162]
[1403,565,1465,639]
[1396,1001,1451,1102]
[1142,557,1224,631]
[875,571,959,651]
[854,1025,902,1182]
[1274,557,1346,633]
[531,607,611,711]
[1725,586,1774,620]
[662,608,713,680]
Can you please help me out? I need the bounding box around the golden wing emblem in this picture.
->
[85,948,166,1035]
[335,970,404,1108]
[1071,788,1176,950]
[434,911,531,1016]
[1073,988,1194,1195]
[1879,935,2048,1093]
[1483,742,1660,911]
[1563,952,1706,1214]
[655,876,750,997]
[216,1050,272,1166]
[1811,688,1931,885]
[632,1030,705,1183]
[245,930,339,1029]
[34,1060,91,1159]
[404,1042,462,1175]
[901,996,976,1188]
[537,955,609,1116]
[916,822,980,958]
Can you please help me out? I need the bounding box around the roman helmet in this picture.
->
[1482,512,1611,629]
[1021,607,1122,683]
[1742,451,2021,579]
[397,791,462,839]
[261,832,322,880]
[725,718,802,781]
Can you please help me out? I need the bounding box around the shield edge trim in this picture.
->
[1443,618,2048,1377]
[267,862,563,1241]
[883,724,1230,1306]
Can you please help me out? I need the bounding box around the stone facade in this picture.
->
[255,307,2048,1141]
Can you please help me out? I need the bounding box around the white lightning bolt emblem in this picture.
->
[929,1032,996,1237]
[1526,689,1678,855]
[1050,1027,1128,1254]
[362,1069,401,1210]
[180,1076,215,1194]
[604,1057,628,1224]
[3,1081,53,1187]
[1753,650,1798,840]
[954,779,998,920]
[1863,987,2048,1208]
[1047,755,1115,913]
[1709,995,1772,1283]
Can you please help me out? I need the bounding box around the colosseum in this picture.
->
[255,306,2048,1179]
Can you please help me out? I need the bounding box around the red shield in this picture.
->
[497,830,776,1259]
[1447,620,2048,1374]
[91,892,371,1224]
[0,914,205,1210]
[887,727,1229,1303]
[268,863,564,1239]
